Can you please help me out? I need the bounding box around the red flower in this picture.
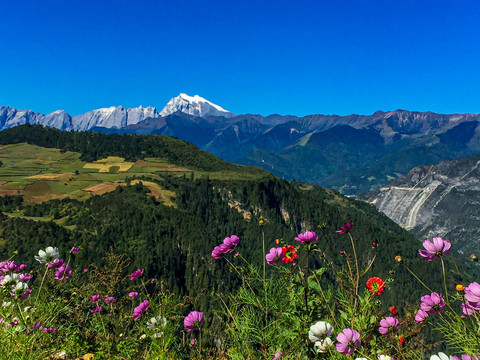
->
[366,276,385,296]
[390,305,398,316]
[399,335,405,348]
[282,245,297,264]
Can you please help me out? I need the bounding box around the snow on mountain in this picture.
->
[42,110,72,131]
[0,106,45,129]
[160,93,235,118]
[71,106,160,131]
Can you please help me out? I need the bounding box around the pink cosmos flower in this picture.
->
[336,328,360,356]
[273,352,283,359]
[130,269,144,281]
[129,291,139,299]
[104,296,115,304]
[0,261,21,274]
[83,268,88,273]
[336,221,354,234]
[42,327,57,333]
[378,316,399,335]
[132,300,149,319]
[465,282,480,310]
[70,246,80,254]
[415,309,428,323]
[19,273,32,283]
[211,244,228,259]
[48,259,64,269]
[55,263,72,280]
[462,303,477,317]
[222,235,240,254]
[91,306,102,313]
[190,338,195,345]
[418,237,451,261]
[295,231,318,244]
[266,247,284,265]
[91,294,102,303]
[420,292,445,314]
[184,311,204,332]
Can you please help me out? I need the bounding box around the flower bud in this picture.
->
[471,254,479,262]
[456,284,464,292]
[372,242,377,248]
[395,255,403,263]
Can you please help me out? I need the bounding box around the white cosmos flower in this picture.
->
[356,358,368,360]
[1,273,19,286]
[35,246,59,264]
[314,337,333,353]
[146,316,167,330]
[430,353,455,360]
[378,355,393,360]
[11,281,28,297]
[308,321,334,342]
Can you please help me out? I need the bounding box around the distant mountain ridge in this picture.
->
[2,95,480,193]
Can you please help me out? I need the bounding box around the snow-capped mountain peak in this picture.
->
[160,93,235,118]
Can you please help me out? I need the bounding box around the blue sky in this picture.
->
[1,0,479,116]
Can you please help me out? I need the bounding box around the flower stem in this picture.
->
[441,257,449,304]
[35,267,48,301]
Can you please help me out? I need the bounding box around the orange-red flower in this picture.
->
[366,276,385,296]
[282,245,297,264]
[390,305,398,316]
[399,335,405,348]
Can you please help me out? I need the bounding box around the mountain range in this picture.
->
[2,94,480,194]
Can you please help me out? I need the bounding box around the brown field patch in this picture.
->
[134,159,150,167]
[130,180,176,206]
[0,189,22,196]
[28,173,74,181]
[84,183,124,195]
[24,181,50,194]
[29,194,64,204]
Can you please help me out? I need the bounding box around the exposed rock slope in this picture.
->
[359,154,480,256]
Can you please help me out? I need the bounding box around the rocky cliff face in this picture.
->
[359,155,480,256]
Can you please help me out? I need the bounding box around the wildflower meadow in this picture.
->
[0,221,479,359]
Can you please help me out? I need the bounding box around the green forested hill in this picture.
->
[0,125,466,333]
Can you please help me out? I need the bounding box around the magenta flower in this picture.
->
[266,247,284,265]
[90,294,102,303]
[336,221,354,234]
[129,291,139,299]
[273,352,283,359]
[465,282,480,310]
[336,328,360,356]
[42,327,57,333]
[222,235,240,253]
[184,311,204,331]
[378,316,399,335]
[295,231,318,244]
[91,306,102,314]
[104,296,115,304]
[70,246,80,254]
[420,292,445,314]
[19,273,32,283]
[418,237,451,261]
[132,300,149,319]
[130,268,144,281]
[415,309,428,323]
[55,263,72,280]
[48,259,64,269]
[211,244,228,259]
[0,261,21,274]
